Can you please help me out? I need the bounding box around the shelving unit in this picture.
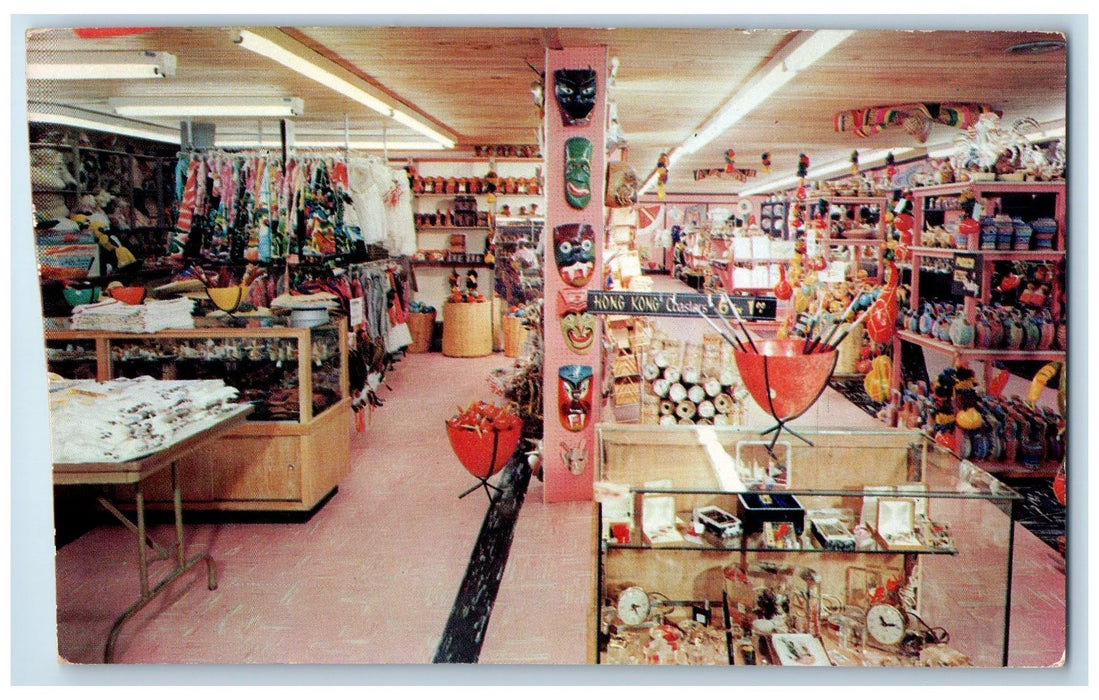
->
[407,155,545,319]
[592,425,1020,667]
[30,130,177,275]
[43,316,351,512]
[893,181,1066,478]
[894,181,1066,387]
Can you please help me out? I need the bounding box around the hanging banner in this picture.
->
[586,290,777,320]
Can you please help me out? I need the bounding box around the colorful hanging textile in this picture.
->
[834,102,1000,142]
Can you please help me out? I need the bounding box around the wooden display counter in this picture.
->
[43,317,350,513]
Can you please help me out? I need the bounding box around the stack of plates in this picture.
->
[289,307,330,328]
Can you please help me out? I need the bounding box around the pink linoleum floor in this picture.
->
[51,290,1067,670]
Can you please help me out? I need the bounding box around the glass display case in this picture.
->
[42,316,350,512]
[593,425,1020,667]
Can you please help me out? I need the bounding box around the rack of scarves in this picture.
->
[170,151,415,265]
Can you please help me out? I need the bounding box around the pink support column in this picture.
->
[541,45,607,502]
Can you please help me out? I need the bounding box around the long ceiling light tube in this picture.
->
[111,96,304,118]
[26,51,177,80]
[677,30,855,157]
[27,101,180,144]
[235,28,456,149]
[639,29,853,195]
[215,135,445,151]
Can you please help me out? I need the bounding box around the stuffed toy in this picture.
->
[33,192,70,223]
[106,197,135,230]
[30,148,78,190]
[73,193,112,232]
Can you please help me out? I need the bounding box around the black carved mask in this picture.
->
[554,68,597,126]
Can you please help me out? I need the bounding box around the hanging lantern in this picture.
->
[761,152,771,173]
[725,149,736,173]
[885,151,897,180]
[850,149,859,175]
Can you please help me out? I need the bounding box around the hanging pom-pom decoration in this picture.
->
[797,153,810,183]
[761,152,771,173]
[885,151,897,181]
[850,149,859,176]
[725,149,736,173]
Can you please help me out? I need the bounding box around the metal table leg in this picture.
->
[103,461,217,663]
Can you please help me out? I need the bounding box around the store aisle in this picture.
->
[54,350,516,664]
[52,293,1065,667]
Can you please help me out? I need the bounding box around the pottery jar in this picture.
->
[948,312,975,348]
[1021,314,1041,351]
[974,311,991,349]
[918,303,935,336]
[934,315,952,342]
[1003,312,1024,350]
[987,308,1005,348]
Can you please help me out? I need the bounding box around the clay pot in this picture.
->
[987,310,1005,348]
[949,313,975,348]
[918,303,935,336]
[1021,315,1041,351]
[1003,313,1024,350]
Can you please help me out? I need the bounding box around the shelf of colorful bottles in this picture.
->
[894,330,1066,362]
[907,246,1065,261]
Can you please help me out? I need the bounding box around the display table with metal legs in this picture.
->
[53,404,253,663]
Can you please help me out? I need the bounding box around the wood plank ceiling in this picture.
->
[24,23,1067,196]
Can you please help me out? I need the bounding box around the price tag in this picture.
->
[349,296,365,327]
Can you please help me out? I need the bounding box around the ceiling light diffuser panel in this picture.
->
[110,97,305,118]
[26,51,177,80]
[235,28,456,149]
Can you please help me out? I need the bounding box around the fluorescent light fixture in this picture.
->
[26,51,176,80]
[27,101,180,143]
[678,30,853,156]
[235,28,456,149]
[215,135,445,151]
[925,142,957,159]
[111,97,304,118]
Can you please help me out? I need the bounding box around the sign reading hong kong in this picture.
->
[585,291,777,320]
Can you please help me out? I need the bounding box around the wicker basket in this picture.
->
[502,315,530,358]
[406,311,437,353]
[442,301,493,357]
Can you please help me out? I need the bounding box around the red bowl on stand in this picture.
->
[443,413,520,498]
[733,338,838,447]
